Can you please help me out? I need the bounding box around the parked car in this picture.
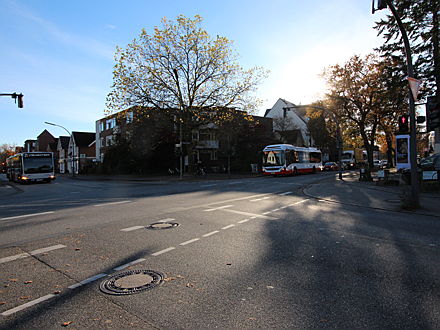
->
[373,160,382,169]
[401,153,440,183]
[323,162,339,171]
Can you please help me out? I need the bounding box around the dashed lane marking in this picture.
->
[93,200,131,207]
[68,273,107,289]
[220,208,278,220]
[113,258,146,271]
[203,231,219,237]
[151,247,176,256]
[221,224,235,230]
[0,211,55,222]
[0,244,66,264]
[279,191,293,196]
[179,238,200,246]
[120,225,145,232]
[250,196,271,202]
[238,219,250,224]
[1,294,55,316]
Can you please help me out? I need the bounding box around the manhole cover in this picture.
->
[146,222,179,230]
[100,270,164,295]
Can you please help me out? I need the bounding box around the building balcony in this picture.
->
[196,140,219,149]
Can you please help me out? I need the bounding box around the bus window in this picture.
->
[310,152,322,163]
[298,151,309,163]
[263,151,285,166]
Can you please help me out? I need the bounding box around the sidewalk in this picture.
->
[304,171,440,218]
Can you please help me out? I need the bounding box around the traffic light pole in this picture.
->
[374,0,420,208]
[0,93,24,108]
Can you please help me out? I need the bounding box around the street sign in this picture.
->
[407,77,422,102]
[396,134,410,170]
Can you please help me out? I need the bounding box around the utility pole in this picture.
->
[373,0,420,208]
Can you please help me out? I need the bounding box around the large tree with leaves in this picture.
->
[374,0,439,100]
[107,15,267,116]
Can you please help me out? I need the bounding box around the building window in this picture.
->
[100,121,105,132]
[106,118,116,130]
[126,111,134,123]
[106,135,113,146]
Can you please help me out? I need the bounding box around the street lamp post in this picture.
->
[44,122,75,177]
[173,68,184,180]
[373,0,420,208]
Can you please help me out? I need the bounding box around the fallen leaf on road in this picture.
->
[62,321,73,326]
[266,286,274,289]
[53,290,61,294]
[104,320,112,324]
[186,283,194,288]
[74,248,81,251]
[226,263,232,266]
[164,277,176,282]
[0,302,6,305]
[24,280,33,284]
[4,284,10,288]
[65,264,71,267]
[9,278,18,282]
[19,296,30,300]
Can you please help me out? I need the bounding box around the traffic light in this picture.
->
[426,96,440,132]
[398,114,409,133]
[17,93,23,108]
[377,0,388,10]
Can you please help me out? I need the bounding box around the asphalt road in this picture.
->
[0,172,439,329]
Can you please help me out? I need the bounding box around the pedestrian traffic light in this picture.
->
[398,115,409,133]
[426,96,440,132]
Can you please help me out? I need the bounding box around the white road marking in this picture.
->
[203,231,219,237]
[0,211,55,222]
[113,258,146,271]
[180,238,200,246]
[204,205,233,212]
[279,191,293,196]
[272,208,280,212]
[151,247,175,256]
[68,273,107,289]
[0,244,66,264]
[250,196,271,202]
[1,294,55,316]
[120,225,145,232]
[200,184,218,187]
[228,181,244,185]
[94,200,131,207]
[290,199,309,206]
[262,211,271,215]
[238,219,250,224]
[157,218,175,222]
[222,224,235,230]
[220,208,278,220]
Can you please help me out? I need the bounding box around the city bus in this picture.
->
[262,144,322,176]
[6,152,55,183]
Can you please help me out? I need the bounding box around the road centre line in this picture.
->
[204,205,233,212]
[279,191,293,196]
[221,224,235,230]
[94,200,131,207]
[203,231,219,237]
[151,247,176,256]
[114,258,146,271]
[180,238,200,246]
[68,273,107,289]
[0,211,55,222]
[1,294,55,316]
[120,225,145,232]
[0,244,66,264]
[238,219,250,224]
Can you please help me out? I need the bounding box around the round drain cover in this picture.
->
[100,270,164,295]
[146,222,179,230]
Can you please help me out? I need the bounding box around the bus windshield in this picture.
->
[263,151,285,166]
[23,156,53,174]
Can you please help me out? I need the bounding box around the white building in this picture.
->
[264,98,314,147]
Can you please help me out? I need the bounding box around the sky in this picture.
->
[0,0,388,146]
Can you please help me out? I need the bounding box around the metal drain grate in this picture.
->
[146,222,179,230]
[100,270,165,295]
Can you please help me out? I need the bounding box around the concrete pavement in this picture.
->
[304,171,440,218]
